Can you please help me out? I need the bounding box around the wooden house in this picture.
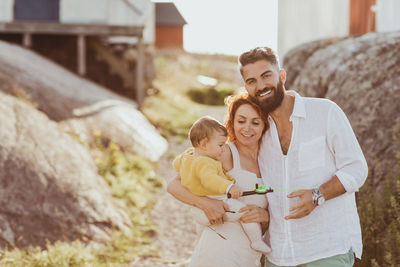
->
[0,0,156,105]
[155,2,187,49]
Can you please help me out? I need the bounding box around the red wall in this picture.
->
[155,26,184,49]
[349,0,376,35]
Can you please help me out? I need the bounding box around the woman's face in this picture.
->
[233,103,265,146]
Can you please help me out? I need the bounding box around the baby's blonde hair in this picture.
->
[189,116,227,147]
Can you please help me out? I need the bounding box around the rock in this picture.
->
[0,92,131,248]
[283,31,400,186]
[282,37,346,88]
[0,40,167,161]
[58,100,168,162]
[0,40,129,121]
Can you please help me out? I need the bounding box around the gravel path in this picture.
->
[135,106,226,267]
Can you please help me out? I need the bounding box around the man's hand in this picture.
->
[228,185,243,199]
[198,197,229,225]
[285,190,316,220]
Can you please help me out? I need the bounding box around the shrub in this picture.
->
[142,94,198,142]
[355,131,400,267]
[187,84,234,106]
[0,134,163,266]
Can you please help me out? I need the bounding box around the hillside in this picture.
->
[138,50,243,266]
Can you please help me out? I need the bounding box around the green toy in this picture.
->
[227,184,273,198]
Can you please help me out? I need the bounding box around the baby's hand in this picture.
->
[228,185,243,199]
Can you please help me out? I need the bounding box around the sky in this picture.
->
[154,0,278,56]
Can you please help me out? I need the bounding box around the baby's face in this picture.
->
[204,131,227,161]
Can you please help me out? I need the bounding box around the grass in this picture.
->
[0,50,241,266]
[141,53,203,143]
[355,127,400,267]
[186,83,235,106]
[142,93,198,143]
[142,51,241,142]
[0,134,164,266]
[9,84,37,108]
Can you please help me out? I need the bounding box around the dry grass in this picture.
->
[142,50,242,142]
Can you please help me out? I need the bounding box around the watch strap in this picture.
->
[312,188,323,205]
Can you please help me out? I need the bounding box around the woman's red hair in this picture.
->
[224,93,269,142]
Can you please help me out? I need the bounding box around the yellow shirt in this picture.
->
[173,148,235,196]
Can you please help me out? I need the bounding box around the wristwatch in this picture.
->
[312,188,325,206]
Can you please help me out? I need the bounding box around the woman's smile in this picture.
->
[233,104,265,146]
[241,132,254,138]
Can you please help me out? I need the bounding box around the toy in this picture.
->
[227,184,273,198]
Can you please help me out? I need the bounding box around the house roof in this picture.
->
[155,2,187,26]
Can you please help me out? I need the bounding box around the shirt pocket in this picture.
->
[298,136,326,172]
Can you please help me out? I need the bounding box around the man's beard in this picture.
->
[252,79,285,114]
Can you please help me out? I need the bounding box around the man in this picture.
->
[238,47,367,266]
[168,46,368,267]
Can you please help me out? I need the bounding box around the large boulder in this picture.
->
[59,99,168,162]
[282,37,346,88]
[0,40,167,161]
[0,92,131,248]
[0,40,128,121]
[283,31,400,186]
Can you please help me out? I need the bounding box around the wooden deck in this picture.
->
[0,21,143,36]
[0,21,145,105]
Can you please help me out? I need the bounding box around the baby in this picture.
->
[173,116,271,254]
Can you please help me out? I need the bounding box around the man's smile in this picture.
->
[256,87,274,97]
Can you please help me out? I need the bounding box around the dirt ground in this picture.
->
[134,106,227,267]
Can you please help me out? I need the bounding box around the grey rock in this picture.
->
[0,92,131,248]
[58,99,168,162]
[0,40,167,161]
[283,31,400,186]
[282,37,346,88]
[0,40,129,121]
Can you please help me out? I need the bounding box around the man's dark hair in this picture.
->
[238,47,280,76]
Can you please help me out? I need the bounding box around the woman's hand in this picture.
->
[198,197,229,225]
[167,176,228,224]
[239,205,269,224]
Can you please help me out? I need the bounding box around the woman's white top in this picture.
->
[189,142,267,267]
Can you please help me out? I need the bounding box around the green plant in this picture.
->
[0,241,95,267]
[92,134,163,264]
[187,84,234,106]
[145,52,241,142]
[142,94,198,142]
[355,129,400,267]
[0,134,163,266]
[11,86,38,109]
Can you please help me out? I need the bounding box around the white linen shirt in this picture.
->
[259,91,368,266]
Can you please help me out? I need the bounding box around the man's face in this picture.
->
[242,60,284,114]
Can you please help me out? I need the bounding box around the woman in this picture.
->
[167,93,270,267]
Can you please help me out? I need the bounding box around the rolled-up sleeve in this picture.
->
[327,103,368,193]
[195,159,233,194]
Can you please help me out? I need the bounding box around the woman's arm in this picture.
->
[167,176,228,224]
[239,205,269,229]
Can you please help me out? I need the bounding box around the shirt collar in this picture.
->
[266,90,307,122]
[289,90,306,121]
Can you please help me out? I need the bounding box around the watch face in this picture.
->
[317,196,325,205]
